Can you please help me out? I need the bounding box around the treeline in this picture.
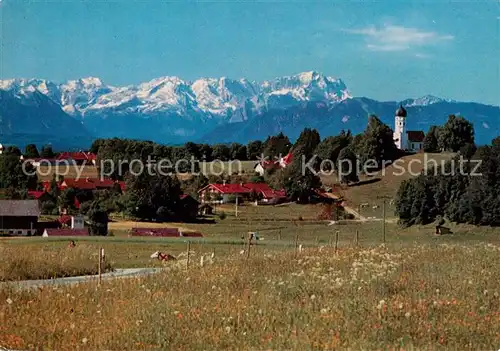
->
[396,137,500,226]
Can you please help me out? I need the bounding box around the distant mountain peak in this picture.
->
[402,94,456,107]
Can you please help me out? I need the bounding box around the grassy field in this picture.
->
[0,244,112,281]
[1,241,499,350]
[36,165,99,181]
[321,153,455,213]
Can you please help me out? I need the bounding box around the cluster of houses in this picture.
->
[0,199,87,237]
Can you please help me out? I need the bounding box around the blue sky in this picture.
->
[1,0,499,105]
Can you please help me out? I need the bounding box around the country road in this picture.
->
[1,267,163,291]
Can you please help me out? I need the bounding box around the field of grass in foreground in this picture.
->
[1,242,499,350]
[0,244,112,282]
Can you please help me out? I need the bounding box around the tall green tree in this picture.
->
[247,140,264,160]
[438,115,474,152]
[24,144,40,158]
[211,144,231,161]
[263,132,291,160]
[314,130,352,171]
[283,129,322,203]
[40,144,55,158]
[0,152,38,190]
[351,115,399,170]
[337,147,359,184]
[423,126,441,153]
[123,172,182,221]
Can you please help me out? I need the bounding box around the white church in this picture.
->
[393,105,425,152]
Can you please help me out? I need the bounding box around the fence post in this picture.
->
[294,234,299,256]
[186,241,191,269]
[246,233,251,259]
[98,247,102,285]
[382,200,386,243]
[355,229,359,247]
[335,231,339,254]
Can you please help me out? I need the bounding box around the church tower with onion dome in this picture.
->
[393,104,407,150]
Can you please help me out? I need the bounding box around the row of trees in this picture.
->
[396,137,500,226]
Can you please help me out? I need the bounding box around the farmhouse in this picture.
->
[198,182,286,204]
[0,200,40,236]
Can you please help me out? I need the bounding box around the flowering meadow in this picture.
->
[1,242,499,350]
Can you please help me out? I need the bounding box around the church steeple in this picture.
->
[395,104,407,117]
[393,104,407,150]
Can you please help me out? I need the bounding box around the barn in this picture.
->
[0,200,40,236]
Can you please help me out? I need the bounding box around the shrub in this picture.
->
[218,211,227,220]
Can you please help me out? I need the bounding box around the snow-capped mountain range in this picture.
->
[1,71,498,148]
[0,71,351,122]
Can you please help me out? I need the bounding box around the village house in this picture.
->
[0,200,40,236]
[254,152,293,176]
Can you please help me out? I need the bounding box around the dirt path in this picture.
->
[1,268,163,291]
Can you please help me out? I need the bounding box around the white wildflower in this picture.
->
[320,308,329,314]
[398,303,404,309]
[6,298,13,305]
[82,338,88,344]
[225,326,231,333]
[310,294,316,300]
[405,312,411,318]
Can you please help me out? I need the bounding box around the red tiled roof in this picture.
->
[208,183,252,194]
[58,215,72,225]
[61,179,97,190]
[57,152,96,161]
[407,131,425,142]
[200,183,286,199]
[117,181,126,192]
[43,228,89,236]
[28,191,45,199]
[243,183,272,192]
[281,152,293,166]
[60,178,120,191]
